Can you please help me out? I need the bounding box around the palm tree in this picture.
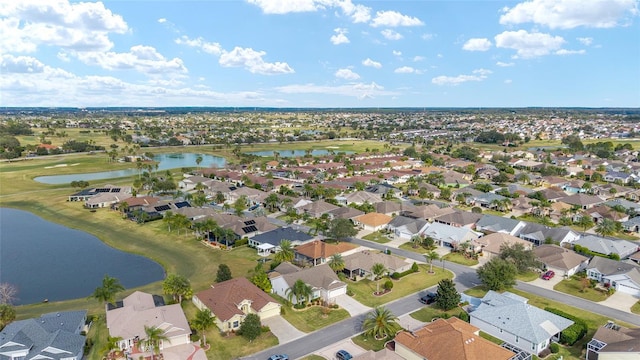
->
[192,309,215,347]
[100,336,123,357]
[275,239,294,263]
[424,251,440,274]
[195,155,203,169]
[163,211,175,232]
[328,253,345,273]
[595,218,617,237]
[362,306,401,340]
[286,279,313,306]
[91,275,125,306]
[410,234,423,249]
[142,325,168,360]
[371,263,386,294]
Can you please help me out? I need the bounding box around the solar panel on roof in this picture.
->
[174,201,191,208]
[110,188,121,192]
[155,204,171,211]
[95,188,110,192]
[242,225,258,233]
[244,219,256,225]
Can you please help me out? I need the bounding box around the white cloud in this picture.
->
[421,33,435,40]
[275,81,397,100]
[394,66,415,74]
[75,45,188,74]
[370,10,423,27]
[247,0,372,23]
[330,28,350,45]
[578,37,594,46]
[413,56,425,62]
[392,50,402,56]
[219,46,294,75]
[335,68,360,80]
[431,68,491,86]
[494,30,565,58]
[504,79,513,84]
[158,18,167,23]
[500,0,639,29]
[175,36,223,55]
[1,54,45,73]
[0,0,128,53]
[381,29,403,40]
[462,38,492,51]
[496,61,515,67]
[555,49,586,55]
[362,58,382,68]
[335,0,371,23]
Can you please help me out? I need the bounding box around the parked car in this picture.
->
[267,355,289,360]
[542,270,555,280]
[336,350,353,360]
[419,292,437,305]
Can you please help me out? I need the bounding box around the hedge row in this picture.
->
[544,307,587,345]
[391,263,419,279]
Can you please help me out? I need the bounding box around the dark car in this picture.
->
[336,350,353,360]
[542,270,555,280]
[267,355,289,360]
[419,292,437,305]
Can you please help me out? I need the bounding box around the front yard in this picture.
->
[553,278,609,302]
[410,305,465,322]
[442,252,478,266]
[271,294,350,333]
[348,266,452,307]
[362,231,392,244]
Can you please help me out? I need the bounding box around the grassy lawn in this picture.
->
[516,270,541,282]
[300,356,326,360]
[271,295,350,333]
[463,286,489,298]
[398,242,429,254]
[362,231,392,244]
[351,333,389,351]
[632,301,640,314]
[442,252,478,266]
[479,331,503,345]
[553,278,609,302]
[348,266,452,307]
[409,305,464,322]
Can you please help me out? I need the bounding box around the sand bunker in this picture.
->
[44,164,68,169]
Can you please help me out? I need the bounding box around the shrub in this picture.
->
[391,267,418,280]
[544,307,587,345]
[190,334,200,343]
[411,262,419,272]
[383,280,394,290]
[347,288,354,296]
[458,311,470,322]
[549,342,559,353]
[608,287,616,295]
[261,325,271,333]
[235,238,248,247]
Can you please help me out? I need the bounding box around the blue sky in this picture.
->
[1,0,639,108]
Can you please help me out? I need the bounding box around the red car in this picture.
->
[542,270,555,280]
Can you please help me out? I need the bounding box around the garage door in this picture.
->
[616,283,640,296]
[328,286,347,299]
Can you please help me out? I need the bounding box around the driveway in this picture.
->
[398,313,426,332]
[162,343,207,360]
[261,315,306,344]
[315,339,367,360]
[529,273,562,290]
[599,291,639,313]
[334,294,371,316]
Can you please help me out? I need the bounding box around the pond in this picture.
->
[247,149,354,157]
[34,153,225,184]
[0,208,165,305]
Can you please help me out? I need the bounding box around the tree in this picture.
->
[195,155,203,169]
[328,253,345,273]
[499,243,542,274]
[477,258,517,291]
[100,336,123,357]
[576,215,595,231]
[216,264,232,283]
[162,274,192,303]
[238,313,262,342]
[435,279,461,311]
[0,304,16,329]
[250,264,272,292]
[424,251,440,274]
[362,306,401,340]
[371,262,387,294]
[192,309,215,347]
[0,283,17,305]
[91,275,125,306]
[327,218,357,241]
[595,218,617,237]
[410,234,423,249]
[286,279,313,305]
[142,325,168,360]
[275,239,295,263]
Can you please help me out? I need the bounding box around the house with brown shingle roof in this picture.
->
[533,244,589,277]
[270,263,347,304]
[342,250,412,280]
[297,200,340,217]
[193,277,281,333]
[587,322,640,360]
[294,240,346,266]
[476,232,533,260]
[559,193,605,210]
[394,317,517,360]
[353,212,392,232]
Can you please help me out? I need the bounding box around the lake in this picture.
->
[247,149,354,157]
[0,208,165,305]
[34,153,225,184]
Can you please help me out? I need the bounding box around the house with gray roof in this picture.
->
[604,198,640,213]
[515,223,580,246]
[0,310,87,360]
[585,257,640,296]
[587,322,640,360]
[574,235,639,259]
[270,263,347,304]
[475,214,526,236]
[340,191,383,206]
[328,206,364,221]
[533,244,589,277]
[622,216,640,232]
[559,193,605,209]
[342,250,412,280]
[421,222,483,249]
[470,291,573,356]
[248,226,314,255]
[374,201,402,216]
[434,210,483,228]
[386,216,429,240]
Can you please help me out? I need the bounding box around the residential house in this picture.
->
[586,322,640,360]
[227,186,268,206]
[604,171,634,184]
[422,222,483,249]
[294,240,346,266]
[193,277,281,333]
[0,311,87,360]
[583,205,629,224]
[403,204,455,222]
[476,232,533,260]
[559,193,605,210]
[574,235,639,259]
[374,201,403,216]
[328,206,364,221]
[585,256,640,296]
[342,250,412,279]
[68,184,131,202]
[533,244,589,277]
[178,175,214,191]
[386,216,429,240]
[475,214,526,236]
[249,226,314,256]
[270,263,347,304]
[394,317,517,360]
[340,191,383,206]
[515,223,580,246]
[297,200,340,217]
[434,210,483,228]
[107,291,191,353]
[470,291,574,356]
[365,183,402,198]
[604,198,640,213]
[85,191,133,209]
[353,212,393,232]
[622,216,640,232]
